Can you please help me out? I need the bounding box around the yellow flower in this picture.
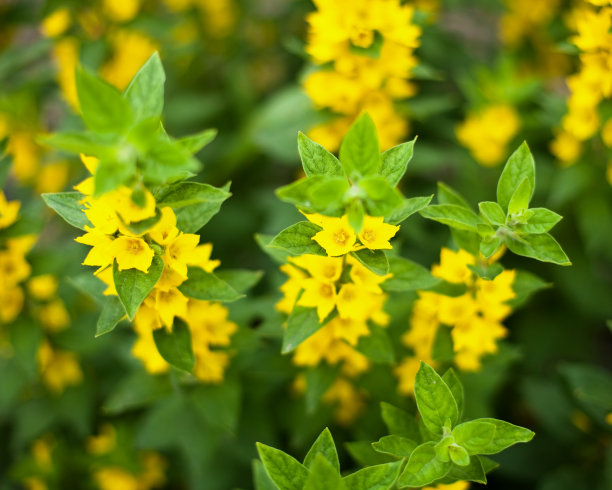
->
[0,249,31,287]
[348,256,391,294]
[41,8,71,38]
[84,199,120,235]
[111,236,155,272]
[36,162,70,194]
[310,214,357,256]
[298,278,337,322]
[0,286,24,324]
[39,299,70,332]
[148,207,179,245]
[76,231,115,270]
[437,293,478,326]
[153,287,189,328]
[52,37,80,111]
[357,215,399,250]
[550,131,582,165]
[431,248,475,285]
[336,283,376,320]
[164,232,200,278]
[289,254,343,282]
[0,191,20,229]
[276,263,308,314]
[476,270,516,305]
[192,349,230,383]
[103,0,141,23]
[37,341,82,394]
[27,274,59,301]
[113,187,157,225]
[87,424,117,455]
[93,467,141,490]
[322,377,365,425]
[132,306,169,374]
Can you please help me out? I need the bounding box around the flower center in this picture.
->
[362,229,375,242]
[319,284,334,298]
[334,230,348,245]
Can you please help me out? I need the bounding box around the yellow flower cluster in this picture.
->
[395,248,516,395]
[303,0,422,152]
[277,212,399,421]
[88,424,166,490]
[499,0,560,47]
[74,156,236,382]
[163,0,238,39]
[551,3,612,172]
[456,104,521,167]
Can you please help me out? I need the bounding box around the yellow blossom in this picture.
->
[27,274,59,300]
[76,231,115,270]
[93,467,141,490]
[132,308,170,374]
[164,232,200,278]
[113,187,157,225]
[153,287,189,328]
[322,377,366,425]
[39,299,70,332]
[276,263,308,314]
[297,278,337,322]
[0,286,24,324]
[0,249,31,286]
[336,283,377,320]
[52,37,80,111]
[0,191,20,229]
[37,341,83,394]
[41,8,71,38]
[87,424,117,455]
[431,248,475,285]
[111,236,155,272]
[103,0,141,23]
[310,214,357,256]
[36,162,70,194]
[348,256,391,294]
[357,215,399,250]
[289,254,343,282]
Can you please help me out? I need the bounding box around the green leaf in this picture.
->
[419,205,482,232]
[478,455,499,474]
[442,368,464,419]
[255,233,292,264]
[559,363,612,412]
[480,236,503,259]
[339,113,380,180]
[39,131,117,156]
[379,138,416,186]
[360,176,404,217]
[507,270,550,308]
[156,181,231,233]
[178,128,217,154]
[350,249,389,276]
[382,256,440,292]
[42,192,90,230]
[276,176,326,211]
[449,444,470,466]
[517,208,562,234]
[414,362,459,435]
[96,296,126,337]
[123,52,165,123]
[152,318,195,372]
[505,233,571,266]
[298,131,344,178]
[309,177,350,215]
[256,443,310,490]
[189,380,242,432]
[304,454,346,490]
[380,403,420,441]
[440,456,487,484]
[507,177,532,215]
[253,460,279,490]
[304,428,340,473]
[478,201,506,226]
[68,273,107,305]
[372,435,418,459]
[343,461,403,490]
[178,267,244,302]
[355,324,395,363]
[282,306,321,353]
[386,195,433,225]
[142,138,199,185]
[452,418,534,455]
[397,442,451,488]
[113,256,164,320]
[347,199,365,233]
[345,442,397,467]
[76,67,132,133]
[497,141,535,212]
[215,269,263,294]
[437,182,472,209]
[267,221,326,256]
[94,157,136,196]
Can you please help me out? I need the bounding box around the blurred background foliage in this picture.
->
[0,0,611,489]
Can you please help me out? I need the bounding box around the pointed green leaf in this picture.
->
[386,195,433,225]
[178,128,217,154]
[478,201,506,226]
[76,68,132,133]
[276,176,326,211]
[360,176,404,217]
[350,248,389,276]
[152,319,194,372]
[267,221,326,256]
[397,441,451,487]
[507,177,532,215]
[156,181,231,233]
[304,453,346,490]
[372,435,418,459]
[343,461,403,490]
[304,428,340,473]
[480,236,503,259]
[449,444,470,466]
[505,233,571,266]
[215,269,263,294]
[517,208,562,234]
[442,368,464,419]
[414,362,458,435]
[257,443,310,490]
[94,157,136,196]
[379,138,416,186]
[382,256,440,292]
[96,296,126,337]
[42,192,90,230]
[380,403,420,441]
[419,204,482,232]
[103,370,173,415]
[282,306,321,353]
[355,324,395,363]
[123,52,165,123]
[339,113,380,180]
[347,199,365,233]
[440,456,487,484]
[178,267,244,302]
[253,460,279,490]
[255,233,292,264]
[298,131,344,177]
[437,182,472,209]
[113,256,164,320]
[452,418,534,455]
[497,142,535,212]
[309,177,350,215]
